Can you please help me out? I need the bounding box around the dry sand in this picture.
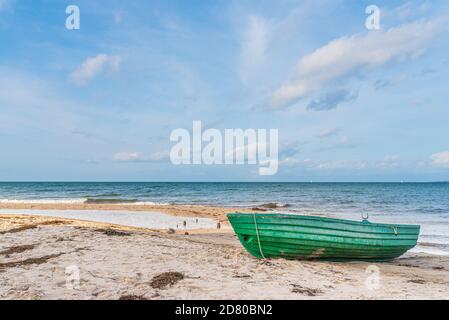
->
[1,207,449,300]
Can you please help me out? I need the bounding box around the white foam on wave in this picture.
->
[411,245,449,256]
[0,198,87,204]
[0,199,170,206]
[122,201,170,206]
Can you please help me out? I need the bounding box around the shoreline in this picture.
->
[1,202,447,256]
[1,204,449,299]
[0,203,252,224]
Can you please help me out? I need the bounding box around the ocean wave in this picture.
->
[83,198,170,205]
[84,198,139,204]
[260,202,291,209]
[0,198,87,204]
[418,241,449,249]
[127,201,170,206]
[0,198,169,206]
[411,245,449,256]
[84,193,122,198]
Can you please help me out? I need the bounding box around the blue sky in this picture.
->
[0,0,449,182]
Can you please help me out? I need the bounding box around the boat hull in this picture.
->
[227,213,420,261]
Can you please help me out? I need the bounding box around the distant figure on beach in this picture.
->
[183,220,187,228]
[217,222,221,229]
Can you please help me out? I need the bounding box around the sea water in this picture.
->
[1,182,448,254]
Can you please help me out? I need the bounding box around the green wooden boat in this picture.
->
[227,213,420,261]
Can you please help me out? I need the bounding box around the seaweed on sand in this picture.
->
[0,244,35,256]
[0,247,87,272]
[118,295,149,300]
[0,253,64,271]
[291,284,323,296]
[0,220,67,235]
[407,279,426,284]
[95,229,132,237]
[150,272,184,289]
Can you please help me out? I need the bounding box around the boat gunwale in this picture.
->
[231,219,420,237]
[227,212,421,229]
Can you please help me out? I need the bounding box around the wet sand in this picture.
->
[0,203,244,223]
[0,209,220,231]
[1,208,449,300]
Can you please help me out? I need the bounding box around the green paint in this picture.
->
[227,213,420,261]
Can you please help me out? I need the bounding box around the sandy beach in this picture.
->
[0,202,244,223]
[3,0,449,303]
[1,205,449,300]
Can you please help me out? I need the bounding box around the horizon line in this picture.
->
[0,181,448,184]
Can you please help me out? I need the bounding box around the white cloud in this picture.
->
[0,68,86,135]
[272,19,443,107]
[237,3,329,86]
[307,89,357,111]
[431,151,449,168]
[377,155,400,169]
[113,151,168,162]
[240,16,271,82]
[69,54,121,85]
[384,2,432,22]
[280,158,369,171]
[383,155,400,162]
[279,158,311,167]
[313,159,369,171]
[316,135,357,152]
[278,156,406,171]
[318,127,339,139]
